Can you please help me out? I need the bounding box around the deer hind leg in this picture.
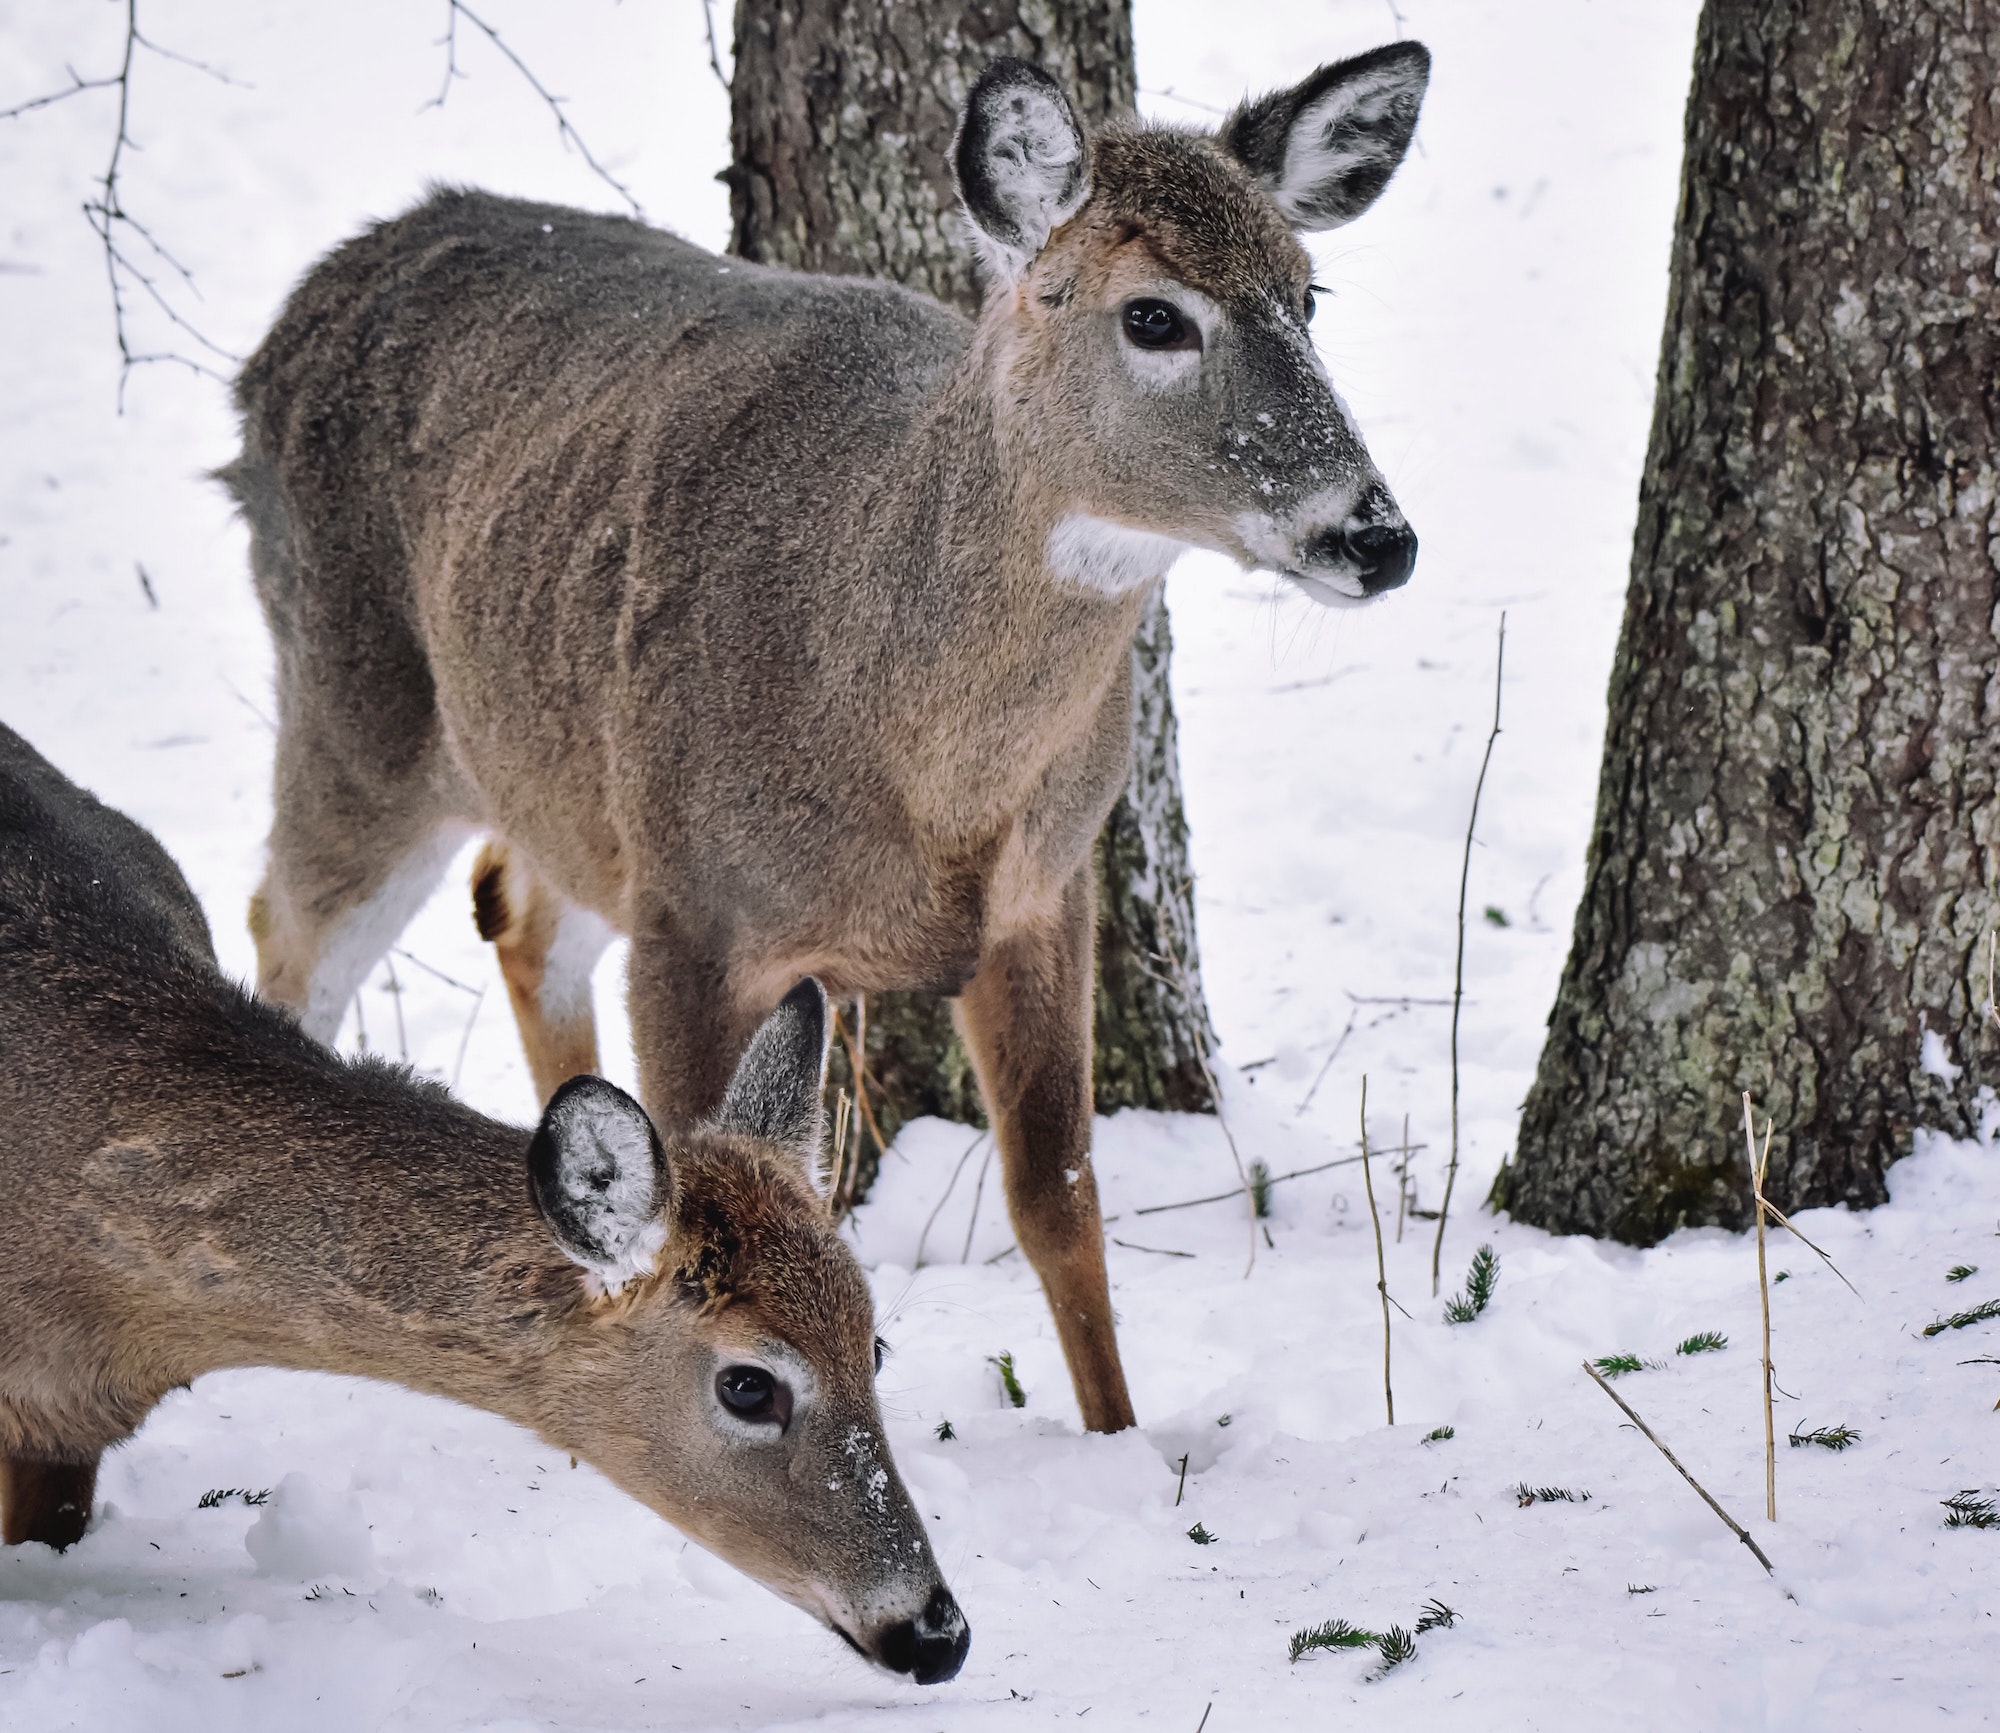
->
[252,730,468,1045]
[472,841,615,1104]
[956,867,1135,1434]
[1,1453,100,1550]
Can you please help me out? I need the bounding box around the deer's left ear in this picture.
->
[529,1075,669,1293]
[711,979,831,1166]
[955,58,1091,283]
[1219,41,1430,232]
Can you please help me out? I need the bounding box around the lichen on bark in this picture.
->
[1497,0,2000,1244]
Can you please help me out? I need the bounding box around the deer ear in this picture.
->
[712,979,830,1163]
[529,1075,668,1293]
[954,58,1091,283]
[1219,41,1430,232]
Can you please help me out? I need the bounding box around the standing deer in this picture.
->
[0,721,967,1685]
[228,44,1431,1434]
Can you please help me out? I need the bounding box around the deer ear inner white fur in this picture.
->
[955,59,1091,283]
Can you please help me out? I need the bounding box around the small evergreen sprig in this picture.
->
[1414,1599,1458,1633]
[1288,1618,1375,1663]
[1675,1330,1728,1356]
[1788,1421,1860,1451]
[990,1351,1027,1407]
[1947,1264,1978,1284]
[1248,1160,1273,1219]
[1369,1625,1418,1678]
[1186,1521,1217,1545]
[1422,1425,1455,1444]
[1922,1298,2000,1337]
[1443,1244,1500,1324]
[1943,1490,1998,1529]
[934,1419,956,1441]
[196,1487,271,1510]
[1515,1483,1591,1507]
[1591,1352,1646,1378]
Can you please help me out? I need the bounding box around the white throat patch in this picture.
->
[1046,513,1188,595]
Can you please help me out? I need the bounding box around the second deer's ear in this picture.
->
[1219,41,1430,232]
[954,58,1091,283]
[529,1075,668,1293]
[711,978,830,1164]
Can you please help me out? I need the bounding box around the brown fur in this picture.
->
[225,58,1426,1434]
[0,722,964,1679]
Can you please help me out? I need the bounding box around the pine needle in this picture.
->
[1515,1483,1591,1506]
[1422,1425,1456,1444]
[1592,1352,1645,1378]
[1942,1490,1998,1529]
[1288,1618,1376,1662]
[1922,1297,2000,1337]
[1676,1330,1728,1356]
[989,1351,1026,1407]
[1948,1264,1979,1283]
[1787,1422,1859,1451]
[1444,1244,1500,1323]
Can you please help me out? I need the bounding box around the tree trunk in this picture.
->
[1495,0,2000,1244]
[727,0,1216,1193]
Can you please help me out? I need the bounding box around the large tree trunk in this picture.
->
[727,0,1216,1194]
[1495,0,2000,1244]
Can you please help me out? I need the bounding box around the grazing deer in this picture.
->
[0,721,967,1685]
[227,44,1430,1434]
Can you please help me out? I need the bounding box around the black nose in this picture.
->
[1347,522,1417,593]
[1302,520,1417,595]
[875,1585,970,1685]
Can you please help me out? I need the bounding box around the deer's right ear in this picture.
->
[529,1075,668,1293]
[954,59,1090,284]
[1219,41,1430,231]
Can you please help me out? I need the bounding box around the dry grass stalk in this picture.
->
[1360,1076,1394,1426]
[1582,1359,1780,1580]
[825,1087,853,1214]
[1743,1092,1777,1522]
[1433,612,1506,1297]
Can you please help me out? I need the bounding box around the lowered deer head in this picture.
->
[954,44,1428,604]
[527,981,968,1683]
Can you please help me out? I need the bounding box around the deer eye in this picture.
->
[1122,298,1196,351]
[874,1336,888,1375]
[1304,285,1322,325]
[716,1365,778,1420]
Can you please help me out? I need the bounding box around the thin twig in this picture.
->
[427,0,642,217]
[1433,613,1506,1296]
[960,1137,994,1263]
[1745,1093,1776,1523]
[2,0,239,401]
[393,946,482,996]
[1133,1152,1373,1217]
[1582,1360,1781,1580]
[1294,1008,1358,1115]
[383,955,409,1062]
[1759,1198,1863,1300]
[1111,1238,1196,1259]
[1395,1112,1411,1243]
[914,1130,984,1269]
[1360,1076,1394,1427]
[701,0,730,93]
[450,984,485,1091]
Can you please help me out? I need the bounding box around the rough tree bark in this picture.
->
[1495,0,2000,1243]
[727,0,1216,1193]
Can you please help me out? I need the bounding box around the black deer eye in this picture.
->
[716,1365,778,1420]
[874,1336,888,1375]
[1122,298,1196,351]
[1304,285,1322,325]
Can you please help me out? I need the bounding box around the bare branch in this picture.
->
[1432,612,1507,1295]
[702,0,731,94]
[4,0,241,403]
[427,1,642,218]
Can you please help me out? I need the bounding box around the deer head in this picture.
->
[955,44,1430,605]
[527,981,967,1684]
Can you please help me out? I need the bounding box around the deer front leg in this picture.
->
[624,920,765,1131]
[957,868,1135,1434]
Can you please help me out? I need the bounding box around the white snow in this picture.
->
[3,1,1995,1727]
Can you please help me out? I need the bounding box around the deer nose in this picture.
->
[1301,519,1418,596]
[874,1584,970,1684]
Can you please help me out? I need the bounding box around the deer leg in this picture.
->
[624,924,764,1131]
[957,868,1135,1434]
[471,841,615,1104]
[252,729,466,1045]
[1,1454,99,1550]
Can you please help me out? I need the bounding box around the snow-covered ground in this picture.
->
[3,1,1995,1727]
